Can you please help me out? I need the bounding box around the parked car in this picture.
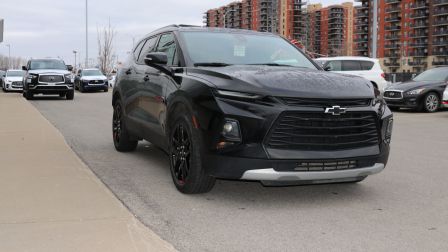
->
[74,68,108,92]
[22,58,74,100]
[315,56,389,92]
[2,70,25,92]
[443,86,448,108]
[0,70,5,88]
[112,25,393,194]
[384,67,448,112]
[108,75,116,87]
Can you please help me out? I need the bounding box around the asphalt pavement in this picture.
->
[29,91,448,252]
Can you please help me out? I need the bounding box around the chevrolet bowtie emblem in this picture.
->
[325,106,347,116]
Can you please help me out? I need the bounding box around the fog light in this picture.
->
[221,120,241,141]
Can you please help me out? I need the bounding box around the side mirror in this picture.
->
[22,66,28,71]
[144,52,168,66]
[67,65,73,71]
[323,66,332,71]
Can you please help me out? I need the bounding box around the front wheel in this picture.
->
[169,110,216,194]
[422,92,440,113]
[66,90,74,100]
[24,91,34,100]
[112,101,138,152]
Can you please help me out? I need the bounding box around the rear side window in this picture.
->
[360,61,374,70]
[342,61,362,71]
[326,61,342,71]
[138,36,159,64]
[156,33,178,66]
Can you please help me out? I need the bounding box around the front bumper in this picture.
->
[81,83,108,90]
[384,96,420,108]
[241,163,384,182]
[5,83,23,91]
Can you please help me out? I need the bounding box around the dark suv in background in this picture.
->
[22,58,74,100]
[112,25,393,194]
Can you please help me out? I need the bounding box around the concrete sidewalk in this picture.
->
[0,93,176,252]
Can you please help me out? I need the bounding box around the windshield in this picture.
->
[30,60,67,70]
[413,68,448,82]
[82,70,103,76]
[6,70,25,77]
[180,31,317,69]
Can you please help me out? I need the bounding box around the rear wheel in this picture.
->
[112,101,138,152]
[422,92,440,113]
[168,108,216,194]
[104,87,109,92]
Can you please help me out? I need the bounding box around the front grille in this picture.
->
[266,111,380,151]
[35,86,69,91]
[89,80,104,84]
[296,160,358,171]
[278,97,371,107]
[384,91,403,99]
[39,75,64,83]
[12,82,22,87]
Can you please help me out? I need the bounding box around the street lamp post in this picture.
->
[85,0,88,68]
[73,50,78,72]
[223,10,236,28]
[6,44,10,69]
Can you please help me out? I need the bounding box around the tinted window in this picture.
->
[180,31,317,69]
[326,61,342,71]
[30,60,67,70]
[133,41,145,60]
[413,68,448,82]
[156,33,177,66]
[342,61,362,71]
[360,61,374,70]
[138,36,159,64]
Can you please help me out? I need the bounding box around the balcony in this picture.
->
[355,28,369,34]
[385,53,400,58]
[354,37,368,42]
[434,0,448,6]
[433,19,448,26]
[410,12,429,19]
[432,59,448,66]
[409,42,428,48]
[432,40,448,46]
[409,32,428,38]
[433,30,448,36]
[355,20,369,26]
[410,2,428,10]
[409,51,428,57]
[385,25,401,31]
[385,16,401,22]
[433,50,448,56]
[410,22,428,28]
[384,44,401,49]
[433,9,448,16]
[384,61,400,66]
[385,34,400,40]
[385,0,401,4]
[385,7,401,13]
[356,11,369,18]
[408,61,427,66]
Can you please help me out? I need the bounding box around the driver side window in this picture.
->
[155,33,178,67]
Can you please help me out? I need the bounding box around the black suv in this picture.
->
[22,58,74,100]
[112,25,393,194]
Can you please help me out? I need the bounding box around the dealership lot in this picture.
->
[25,91,448,251]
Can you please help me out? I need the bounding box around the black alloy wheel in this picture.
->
[112,102,138,152]
[170,123,191,186]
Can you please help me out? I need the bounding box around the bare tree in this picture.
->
[97,20,116,75]
[0,54,27,70]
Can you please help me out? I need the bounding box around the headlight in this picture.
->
[215,89,262,100]
[216,119,242,150]
[406,88,425,95]
[5,79,12,84]
[383,117,393,144]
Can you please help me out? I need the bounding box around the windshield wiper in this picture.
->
[194,62,233,67]
[247,63,294,67]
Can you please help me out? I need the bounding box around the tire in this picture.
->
[66,90,74,100]
[24,91,34,100]
[112,101,138,152]
[79,84,84,93]
[59,92,66,98]
[168,107,216,194]
[104,88,109,92]
[422,92,440,113]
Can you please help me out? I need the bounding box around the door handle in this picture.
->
[143,75,150,82]
[125,69,132,75]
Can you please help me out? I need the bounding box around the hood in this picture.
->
[186,65,374,98]
[28,69,70,75]
[81,75,107,81]
[387,80,444,91]
[4,76,23,82]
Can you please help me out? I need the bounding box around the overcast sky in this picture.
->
[0,0,349,66]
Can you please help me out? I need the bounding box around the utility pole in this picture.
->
[85,0,88,68]
[6,44,10,69]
